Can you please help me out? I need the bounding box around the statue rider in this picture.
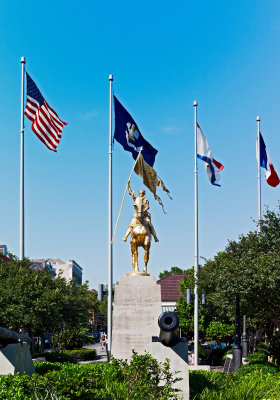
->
[123,181,159,243]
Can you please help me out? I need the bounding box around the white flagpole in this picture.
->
[257,116,261,233]
[107,74,113,356]
[111,148,143,244]
[20,57,26,260]
[193,100,199,366]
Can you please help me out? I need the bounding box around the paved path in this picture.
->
[80,342,108,364]
[210,366,224,372]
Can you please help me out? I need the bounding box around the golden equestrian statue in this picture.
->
[123,181,158,274]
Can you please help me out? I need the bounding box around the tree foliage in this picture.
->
[0,256,97,349]
[176,297,211,336]
[198,206,280,338]
[206,320,234,340]
[176,267,215,336]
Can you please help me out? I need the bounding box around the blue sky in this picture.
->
[0,0,280,288]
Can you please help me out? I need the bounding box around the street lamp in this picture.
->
[241,315,248,360]
[232,294,242,372]
[186,289,206,305]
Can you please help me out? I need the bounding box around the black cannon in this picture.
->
[157,311,180,347]
[0,326,33,348]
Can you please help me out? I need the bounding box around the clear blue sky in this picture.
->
[1,0,280,289]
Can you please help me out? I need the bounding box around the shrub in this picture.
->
[42,348,96,363]
[189,369,280,399]
[63,349,96,361]
[44,351,71,363]
[0,353,181,400]
[237,363,280,376]
[34,361,64,375]
[189,370,227,399]
[256,337,280,364]
[60,326,94,349]
[237,351,280,376]
[247,351,268,365]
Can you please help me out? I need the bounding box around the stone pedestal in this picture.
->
[111,274,189,399]
[111,274,162,359]
[151,342,189,400]
[0,343,35,376]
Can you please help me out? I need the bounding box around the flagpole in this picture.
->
[108,74,113,357]
[20,57,26,260]
[111,148,143,244]
[257,116,261,233]
[193,100,199,366]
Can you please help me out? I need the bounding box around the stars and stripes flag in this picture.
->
[24,72,67,151]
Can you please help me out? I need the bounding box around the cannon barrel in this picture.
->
[158,311,180,347]
[0,326,33,347]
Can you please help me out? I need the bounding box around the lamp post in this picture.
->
[232,294,242,372]
[241,315,248,360]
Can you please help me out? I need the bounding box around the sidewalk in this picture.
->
[80,342,108,364]
[210,366,224,372]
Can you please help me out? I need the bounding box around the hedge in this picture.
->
[189,368,280,399]
[42,348,96,363]
[0,352,181,400]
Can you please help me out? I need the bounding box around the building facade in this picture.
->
[54,259,83,285]
[157,273,188,312]
[31,258,83,285]
[31,258,57,278]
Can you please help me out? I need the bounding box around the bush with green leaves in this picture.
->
[63,348,96,361]
[58,326,94,350]
[190,369,280,399]
[42,348,96,363]
[255,337,280,364]
[247,351,268,365]
[0,352,182,400]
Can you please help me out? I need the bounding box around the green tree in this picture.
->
[175,267,215,336]
[176,297,210,336]
[198,205,280,339]
[98,294,108,325]
[206,320,234,340]
[0,256,96,350]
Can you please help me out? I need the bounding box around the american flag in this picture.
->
[24,72,67,151]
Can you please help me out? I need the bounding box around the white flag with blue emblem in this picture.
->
[197,123,224,186]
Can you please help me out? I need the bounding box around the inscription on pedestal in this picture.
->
[111,275,162,360]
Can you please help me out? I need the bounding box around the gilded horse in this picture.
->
[123,182,158,274]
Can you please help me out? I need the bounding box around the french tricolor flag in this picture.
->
[197,123,224,186]
[258,133,280,187]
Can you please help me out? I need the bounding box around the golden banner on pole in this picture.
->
[134,153,171,212]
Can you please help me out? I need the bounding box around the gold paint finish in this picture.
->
[123,182,159,275]
[125,271,151,277]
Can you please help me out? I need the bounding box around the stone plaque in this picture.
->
[111,275,162,360]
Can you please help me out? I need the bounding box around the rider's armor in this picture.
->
[123,184,159,242]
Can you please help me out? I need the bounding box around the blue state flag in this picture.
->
[113,96,158,167]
